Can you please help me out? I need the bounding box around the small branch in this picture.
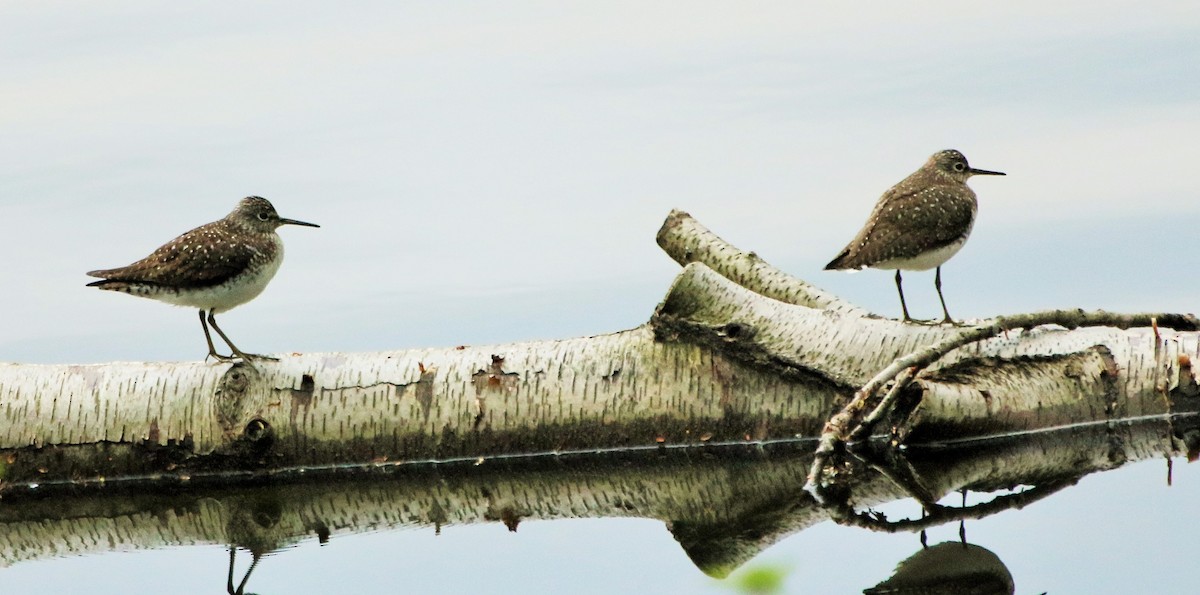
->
[806,308,1200,493]
[849,366,918,442]
[656,209,868,316]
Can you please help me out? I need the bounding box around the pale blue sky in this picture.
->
[3,2,1200,592]
[3,1,1200,363]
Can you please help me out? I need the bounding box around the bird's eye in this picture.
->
[953,162,966,172]
[257,212,270,221]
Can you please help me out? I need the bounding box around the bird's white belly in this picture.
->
[872,237,966,271]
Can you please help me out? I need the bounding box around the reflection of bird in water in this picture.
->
[226,546,261,595]
[224,495,289,595]
[826,150,1004,324]
[864,541,1014,595]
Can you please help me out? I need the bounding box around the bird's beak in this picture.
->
[968,167,1005,176]
[279,217,320,228]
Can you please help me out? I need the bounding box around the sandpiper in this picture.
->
[825,150,1004,324]
[86,196,318,361]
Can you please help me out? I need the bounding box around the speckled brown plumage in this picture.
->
[86,196,318,361]
[86,219,274,291]
[825,178,977,270]
[825,150,1004,323]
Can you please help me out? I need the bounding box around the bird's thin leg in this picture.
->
[895,270,914,322]
[207,311,278,362]
[200,309,234,361]
[226,546,237,595]
[934,266,955,325]
[234,552,261,595]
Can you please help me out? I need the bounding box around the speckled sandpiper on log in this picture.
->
[86,196,319,361]
[825,149,1004,324]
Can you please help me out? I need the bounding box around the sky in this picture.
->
[3,1,1199,364]
[3,1,1200,592]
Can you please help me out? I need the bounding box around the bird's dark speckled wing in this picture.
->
[826,184,976,269]
[86,221,260,288]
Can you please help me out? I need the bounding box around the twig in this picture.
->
[849,366,918,442]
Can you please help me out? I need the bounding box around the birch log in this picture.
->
[2,209,1200,489]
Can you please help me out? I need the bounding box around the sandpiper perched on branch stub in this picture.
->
[825,150,1004,324]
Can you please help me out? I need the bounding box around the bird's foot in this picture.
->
[237,352,280,362]
[205,350,277,367]
[902,316,941,326]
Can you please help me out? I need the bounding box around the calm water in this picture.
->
[3,2,1200,593]
[3,421,1199,594]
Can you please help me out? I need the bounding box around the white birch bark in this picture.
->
[0,327,834,483]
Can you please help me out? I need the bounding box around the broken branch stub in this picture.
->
[656,209,868,317]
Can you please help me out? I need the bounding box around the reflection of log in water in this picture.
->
[0,443,819,577]
[824,412,1198,536]
[2,414,1195,579]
